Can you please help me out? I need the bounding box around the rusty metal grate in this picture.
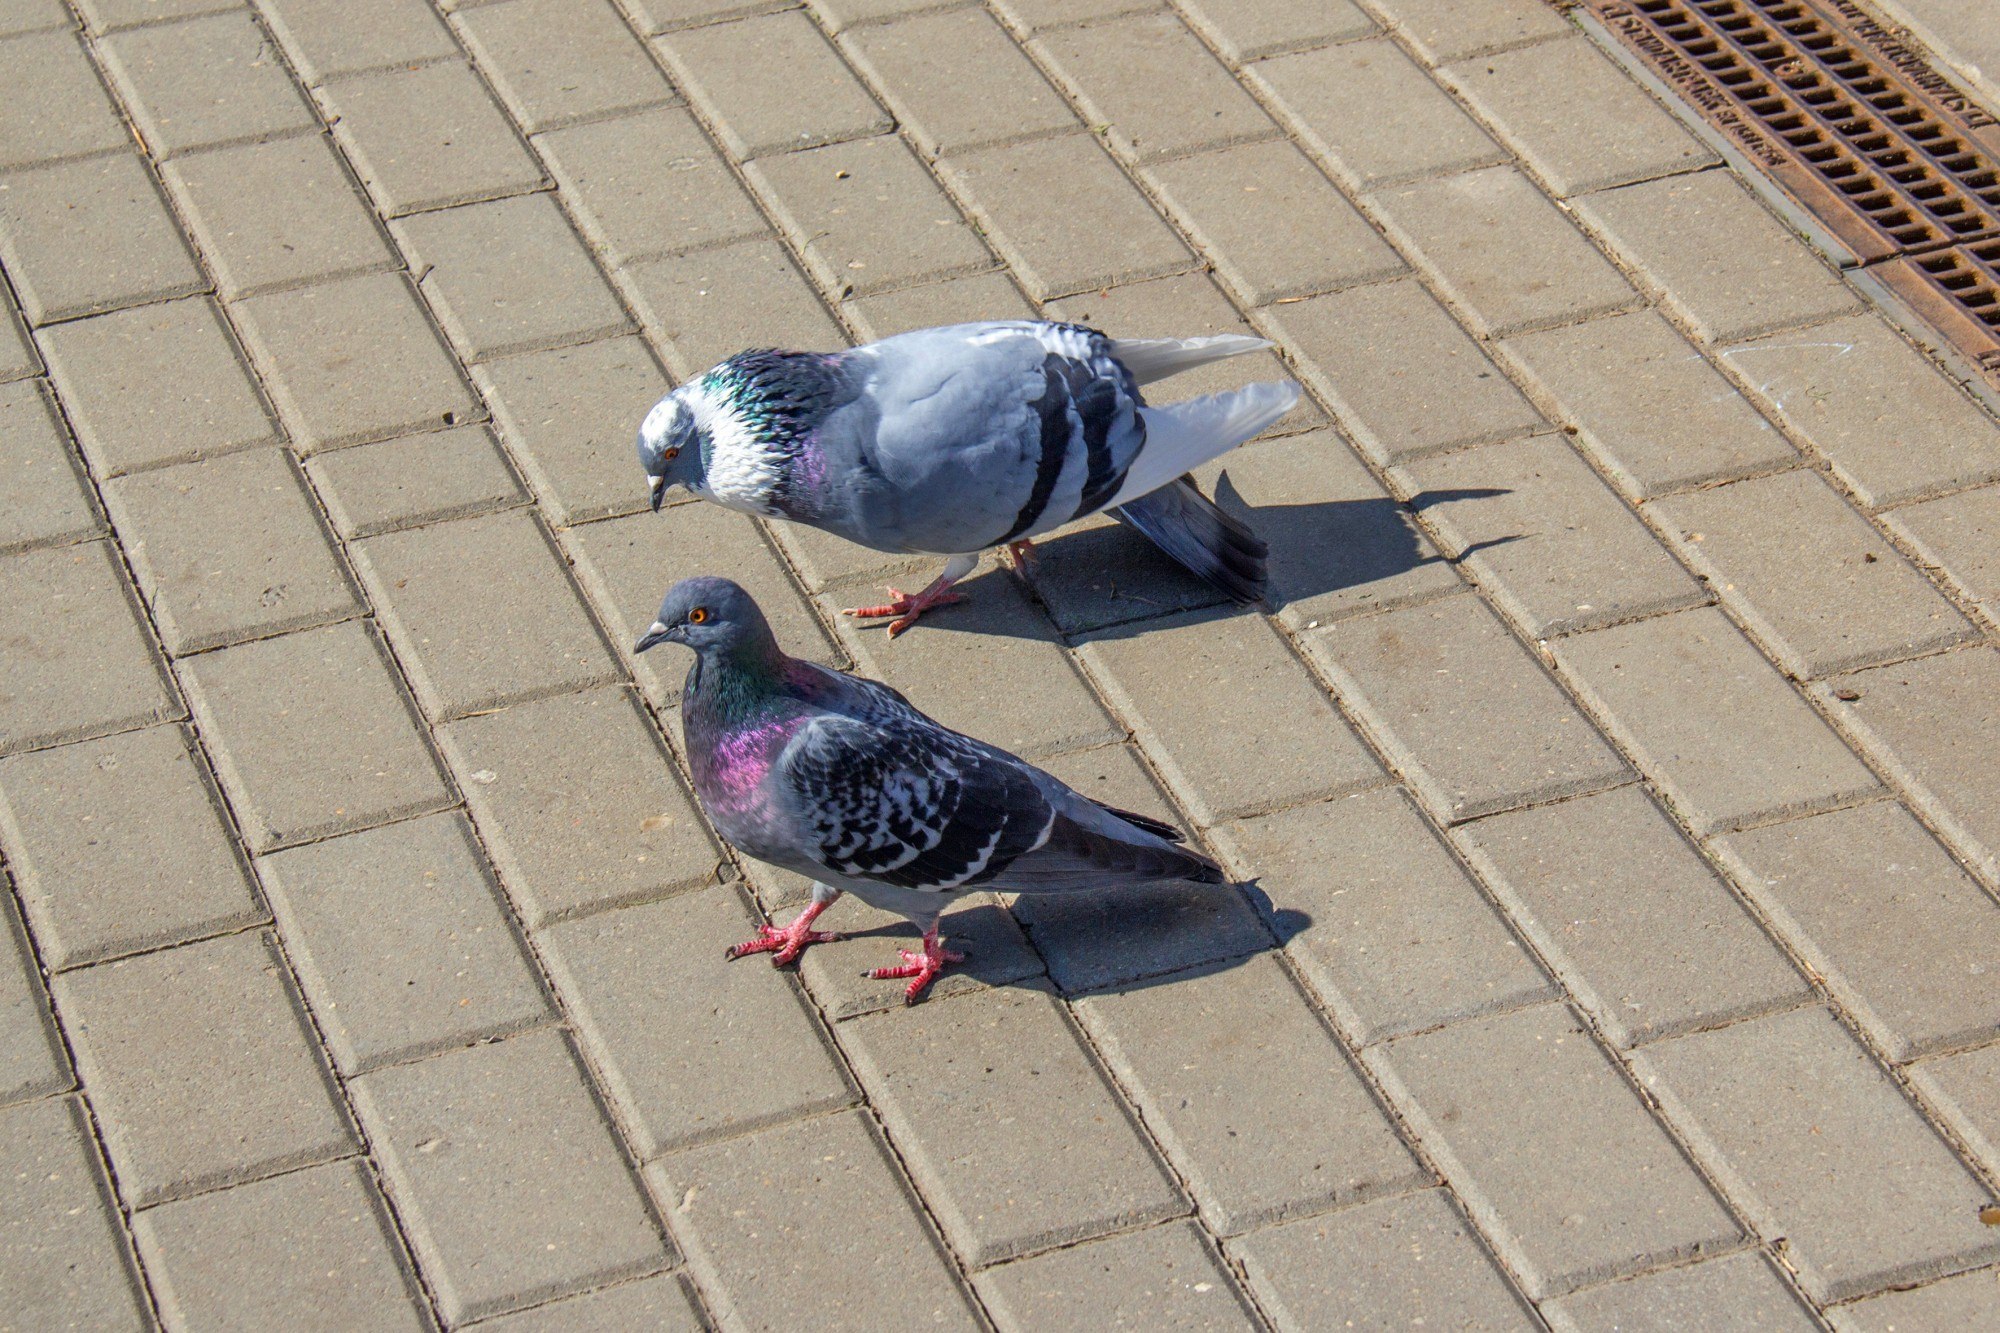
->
[1880,237,2000,374]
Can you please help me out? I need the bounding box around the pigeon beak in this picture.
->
[647,475,666,513]
[633,620,672,654]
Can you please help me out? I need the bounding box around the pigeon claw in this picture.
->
[865,929,967,1005]
[724,903,843,967]
[1002,538,1040,574]
[841,577,967,638]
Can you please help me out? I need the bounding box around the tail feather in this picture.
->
[1110,333,1273,385]
[1113,477,1268,605]
[1109,380,1299,508]
[1003,808,1225,890]
[1091,799,1186,843]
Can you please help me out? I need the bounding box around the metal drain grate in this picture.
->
[1881,237,2000,374]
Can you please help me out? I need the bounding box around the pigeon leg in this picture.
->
[866,926,967,1005]
[1002,538,1040,574]
[725,890,844,967]
[843,553,979,637]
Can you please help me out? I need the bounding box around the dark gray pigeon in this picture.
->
[637,320,1299,634]
[634,576,1224,1002]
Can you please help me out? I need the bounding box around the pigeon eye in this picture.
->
[662,446,679,461]
[688,607,709,625]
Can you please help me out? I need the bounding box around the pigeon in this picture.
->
[634,576,1225,1002]
[637,320,1300,634]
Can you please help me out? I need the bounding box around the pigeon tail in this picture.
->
[1112,476,1269,605]
[1109,333,1273,386]
[1108,380,1299,509]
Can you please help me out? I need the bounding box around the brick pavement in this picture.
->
[3,0,1999,1327]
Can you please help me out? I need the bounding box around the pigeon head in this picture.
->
[637,390,704,512]
[633,576,776,658]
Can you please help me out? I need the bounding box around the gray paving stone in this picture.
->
[1873,0,2000,106]
[1830,1267,2000,1331]
[845,982,1185,1266]
[474,1273,705,1332]
[456,0,672,134]
[807,0,950,31]
[844,270,1037,342]
[991,0,1160,31]
[768,513,930,596]
[1439,35,1719,196]
[1397,433,1705,638]
[1231,1188,1536,1331]
[1173,0,1377,63]
[1368,165,1639,338]
[0,1096,149,1332]
[658,9,889,160]
[183,619,452,850]
[1553,606,1880,835]
[1377,0,1570,63]
[0,724,260,969]
[101,11,315,158]
[535,105,766,267]
[794,890,1045,1020]
[306,423,524,537]
[0,153,205,324]
[1459,786,1807,1049]
[1249,37,1507,192]
[623,236,846,383]
[259,0,458,84]
[0,288,35,381]
[1542,1251,1816,1333]
[1721,312,2000,508]
[0,891,69,1106]
[322,60,545,216]
[0,379,98,554]
[1886,484,2000,624]
[838,6,1077,157]
[540,887,853,1156]
[1305,594,1629,822]
[0,0,74,35]
[1714,801,2000,1063]
[1144,139,1406,307]
[938,133,1194,300]
[232,270,482,452]
[747,135,990,300]
[1909,1042,2000,1177]
[1654,469,1974,679]
[352,1028,671,1325]
[622,0,792,30]
[1379,1002,1739,1297]
[260,813,551,1073]
[1635,1006,2000,1302]
[160,133,396,299]
[976,1220,1257,1332]
[77,0,241,33]
[439,685,720,926]
[651,1109,979,1332]
[1261,278,1544,465]
[1076,952,1424,1235]
[0,29,131,169]
[1210,787,1554,1044]
[133,1158,428,1332]
[1572,171,1861,344]
[0,540,179,756]
[1499,309,1797,499]
[52,931,355,1206]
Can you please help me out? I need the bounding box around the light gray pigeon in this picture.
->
[634,576,1224,1002]
[637,320,1300,634]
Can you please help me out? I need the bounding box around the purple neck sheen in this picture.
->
[703,713,808,811]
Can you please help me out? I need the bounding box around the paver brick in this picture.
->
[976,1220,1257,1332]
[1080,610,1381,824]
[306,422,525,537]
[747,135,990,299]
[233,270,480,451]
[76,0,241,34]
[1306,594,1630,822]
[0,540,179,756]
[1439,35,1720,196]
[1542,1251,1817,1332]
[0,725,262,969]
[1886,483,2000,623]
[1636,1006,2000,1301]
[1210,787,1554,1044]
[1230,1188,1536,1331]
[795,890,1045,1019]
[0,891,69,1106]
[1379,1002,1740,1297]
[475,1273,705,1332]
[1173,0,1378,63]
[1655,469,1974,677]
[1144,139,1406,306]
[322,60,545,216]
[623,236,846,382]
[183,618,452,849]
[0,1096,149,1332]
[844,268,1038,342]
[535,104,766,267]
[1573,171,1861,344]
[658,10,890,160]
[845,981,1185,1266]
[0,289,35,381]
[258,0,458,84]
[0,379,98,554]
[1498,308,1797,499]
[991,0,1161,31]
[1721,312,2000,507]
[0,29,131,169]
[260,812,551,1073]
[1261,278,1544,465]
[52,930,355,1205]
[1377,0,1571,63]
[838,7,1077,157]
[807,0,955,32]
[1076,952,1424,1235]
[1369,166,1640,338]
[160,133,395,299]
[621,0,791,31]
[1830,1268,2000,1331]
[352,1028,671,1324]
[133,1159,427,1332]
[439,685,720,925]
[652,1109,979,1331]
[456,0,672,134]
[938,132,1193,300]
[0,153,204,324]
[767,513,930,595]
[540,887,853,1155]
[1398,433,1705,637]
[1910,1042,2000,1176]
[1249,37,1507,192]
[0,0,76,37]
[101,11,315,158]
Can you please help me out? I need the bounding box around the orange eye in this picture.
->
[662,446,680,461]
[688,607,709,625]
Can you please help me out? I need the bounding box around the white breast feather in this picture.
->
[686,382,784,515]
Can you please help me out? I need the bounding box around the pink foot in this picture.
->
[842,574,967,638]
[725,899,843,967]
[865,928,967,1005]
[1003,538,1040,574]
